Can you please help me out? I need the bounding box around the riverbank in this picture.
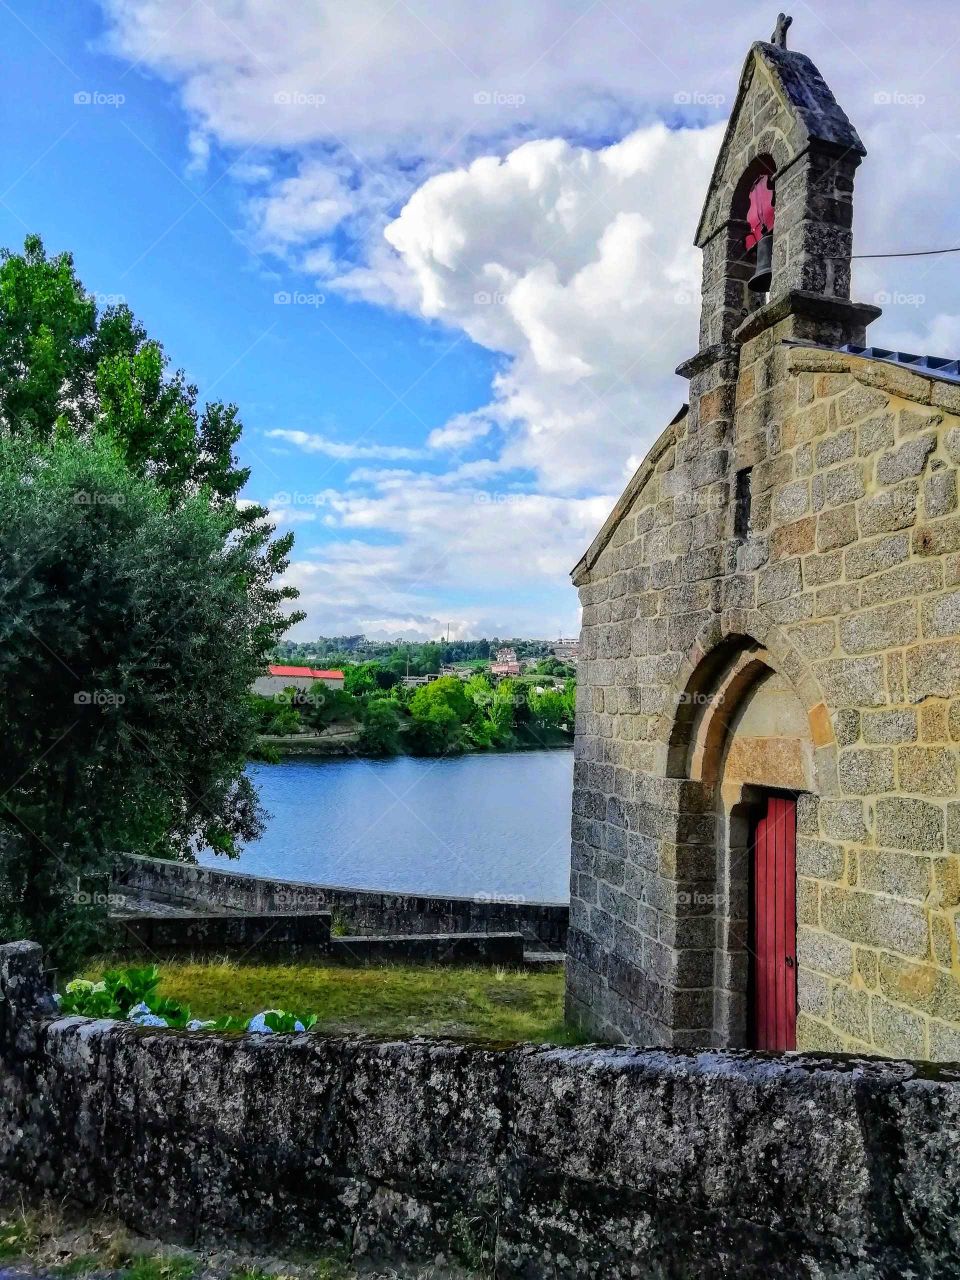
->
[258,724,573,757]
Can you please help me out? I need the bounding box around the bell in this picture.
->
[748,231,773,293]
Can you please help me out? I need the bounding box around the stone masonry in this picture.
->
[566,29,960,1059]
[4,942,960,1279]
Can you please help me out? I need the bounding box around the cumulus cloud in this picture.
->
[381,124,721,493]
[427,411,494,451]
[96,0,960,635]
[279,470,613,639]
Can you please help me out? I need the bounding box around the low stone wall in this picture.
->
[332,932,525,966]
[115,914,525,967]
[3,942,959,1278]
[116,911,332,957]
[117,855,569,951]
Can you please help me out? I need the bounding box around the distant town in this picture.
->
[252,635,580,756]
[269,634,580,687]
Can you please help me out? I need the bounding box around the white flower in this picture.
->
[65,979,94,996]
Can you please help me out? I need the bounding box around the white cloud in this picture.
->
[251,160,353,250]
[97,0,960,635]
[382,124,720,493]
[427,410,494,451]
[266,429,426,461]
[276,470,610,639]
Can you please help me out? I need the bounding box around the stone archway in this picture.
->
[660,623,826,1047]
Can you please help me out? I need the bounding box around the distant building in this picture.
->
[252,665,345,697]
[551,638,580,662]
[491,647,521,678]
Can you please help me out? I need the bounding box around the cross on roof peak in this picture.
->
[771,12,792,48]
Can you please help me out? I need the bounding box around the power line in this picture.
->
[849,245,960,260]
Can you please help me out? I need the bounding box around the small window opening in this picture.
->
[734,468,753,540]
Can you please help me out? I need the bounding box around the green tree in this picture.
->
[0,435,295,966]
[407,677,471,754]
[465,673,515,748]
[343,660,397,698]
[358,698,402,756]
[0,235,248,506]
[248,691,302,736]
[301,686,361,731]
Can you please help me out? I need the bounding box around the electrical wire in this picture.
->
[850,246,960,259]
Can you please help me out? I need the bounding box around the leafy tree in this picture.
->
[358,698,402,756]
[343,660,397,697]
[465,674,515,748]
[0,235,249,507]
[0,435,295,966]
[407,677,472,754]
[301,686,360,731]
[527,688,568,729]
[248,691,302,736]
[419,643,442,674]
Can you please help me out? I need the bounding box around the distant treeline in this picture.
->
[251,667,576,758]
[272,636,556,676]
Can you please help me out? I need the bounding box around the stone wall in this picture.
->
[114,911,525,967]
[116,910,333,957]
[117,855,569,951]
[3,942,960,1279]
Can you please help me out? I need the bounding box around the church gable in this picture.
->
[567,18,960,1063]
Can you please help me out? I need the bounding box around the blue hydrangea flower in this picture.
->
[185,1019,216,1031]
[129,1011,168,1028]
[247,1011,279,1034]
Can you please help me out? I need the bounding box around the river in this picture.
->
[199,749,574,902]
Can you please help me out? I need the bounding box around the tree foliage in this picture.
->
[0,236,300,965]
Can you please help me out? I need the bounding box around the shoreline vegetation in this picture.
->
[251,654,577,762]
[257,723,575,758]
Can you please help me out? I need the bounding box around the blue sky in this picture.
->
[2,1,956,639]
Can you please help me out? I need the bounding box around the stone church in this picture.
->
[566,21,960,1060]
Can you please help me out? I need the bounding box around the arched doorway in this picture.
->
[669,638,815,1050]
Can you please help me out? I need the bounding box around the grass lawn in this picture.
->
[80,957,584,1046]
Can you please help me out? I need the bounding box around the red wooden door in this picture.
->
[750,794,797,1051]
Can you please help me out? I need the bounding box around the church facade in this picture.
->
[566,27,960,1059]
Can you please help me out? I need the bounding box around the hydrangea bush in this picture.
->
[59,966,316,1035]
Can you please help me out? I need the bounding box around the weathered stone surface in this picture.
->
[5,943,960,1279]
[118,856,569,950]
[839,602,917,655]
[875,433,937,486]
[858,485,917,536]
[815,655,886,708]
[905,639,960,702]
[817,503,857,551]
[820,887,928,957]
[875,797,944,852]
[838,747,894,795]
[818,798,868,842]
[861,709,917,744]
